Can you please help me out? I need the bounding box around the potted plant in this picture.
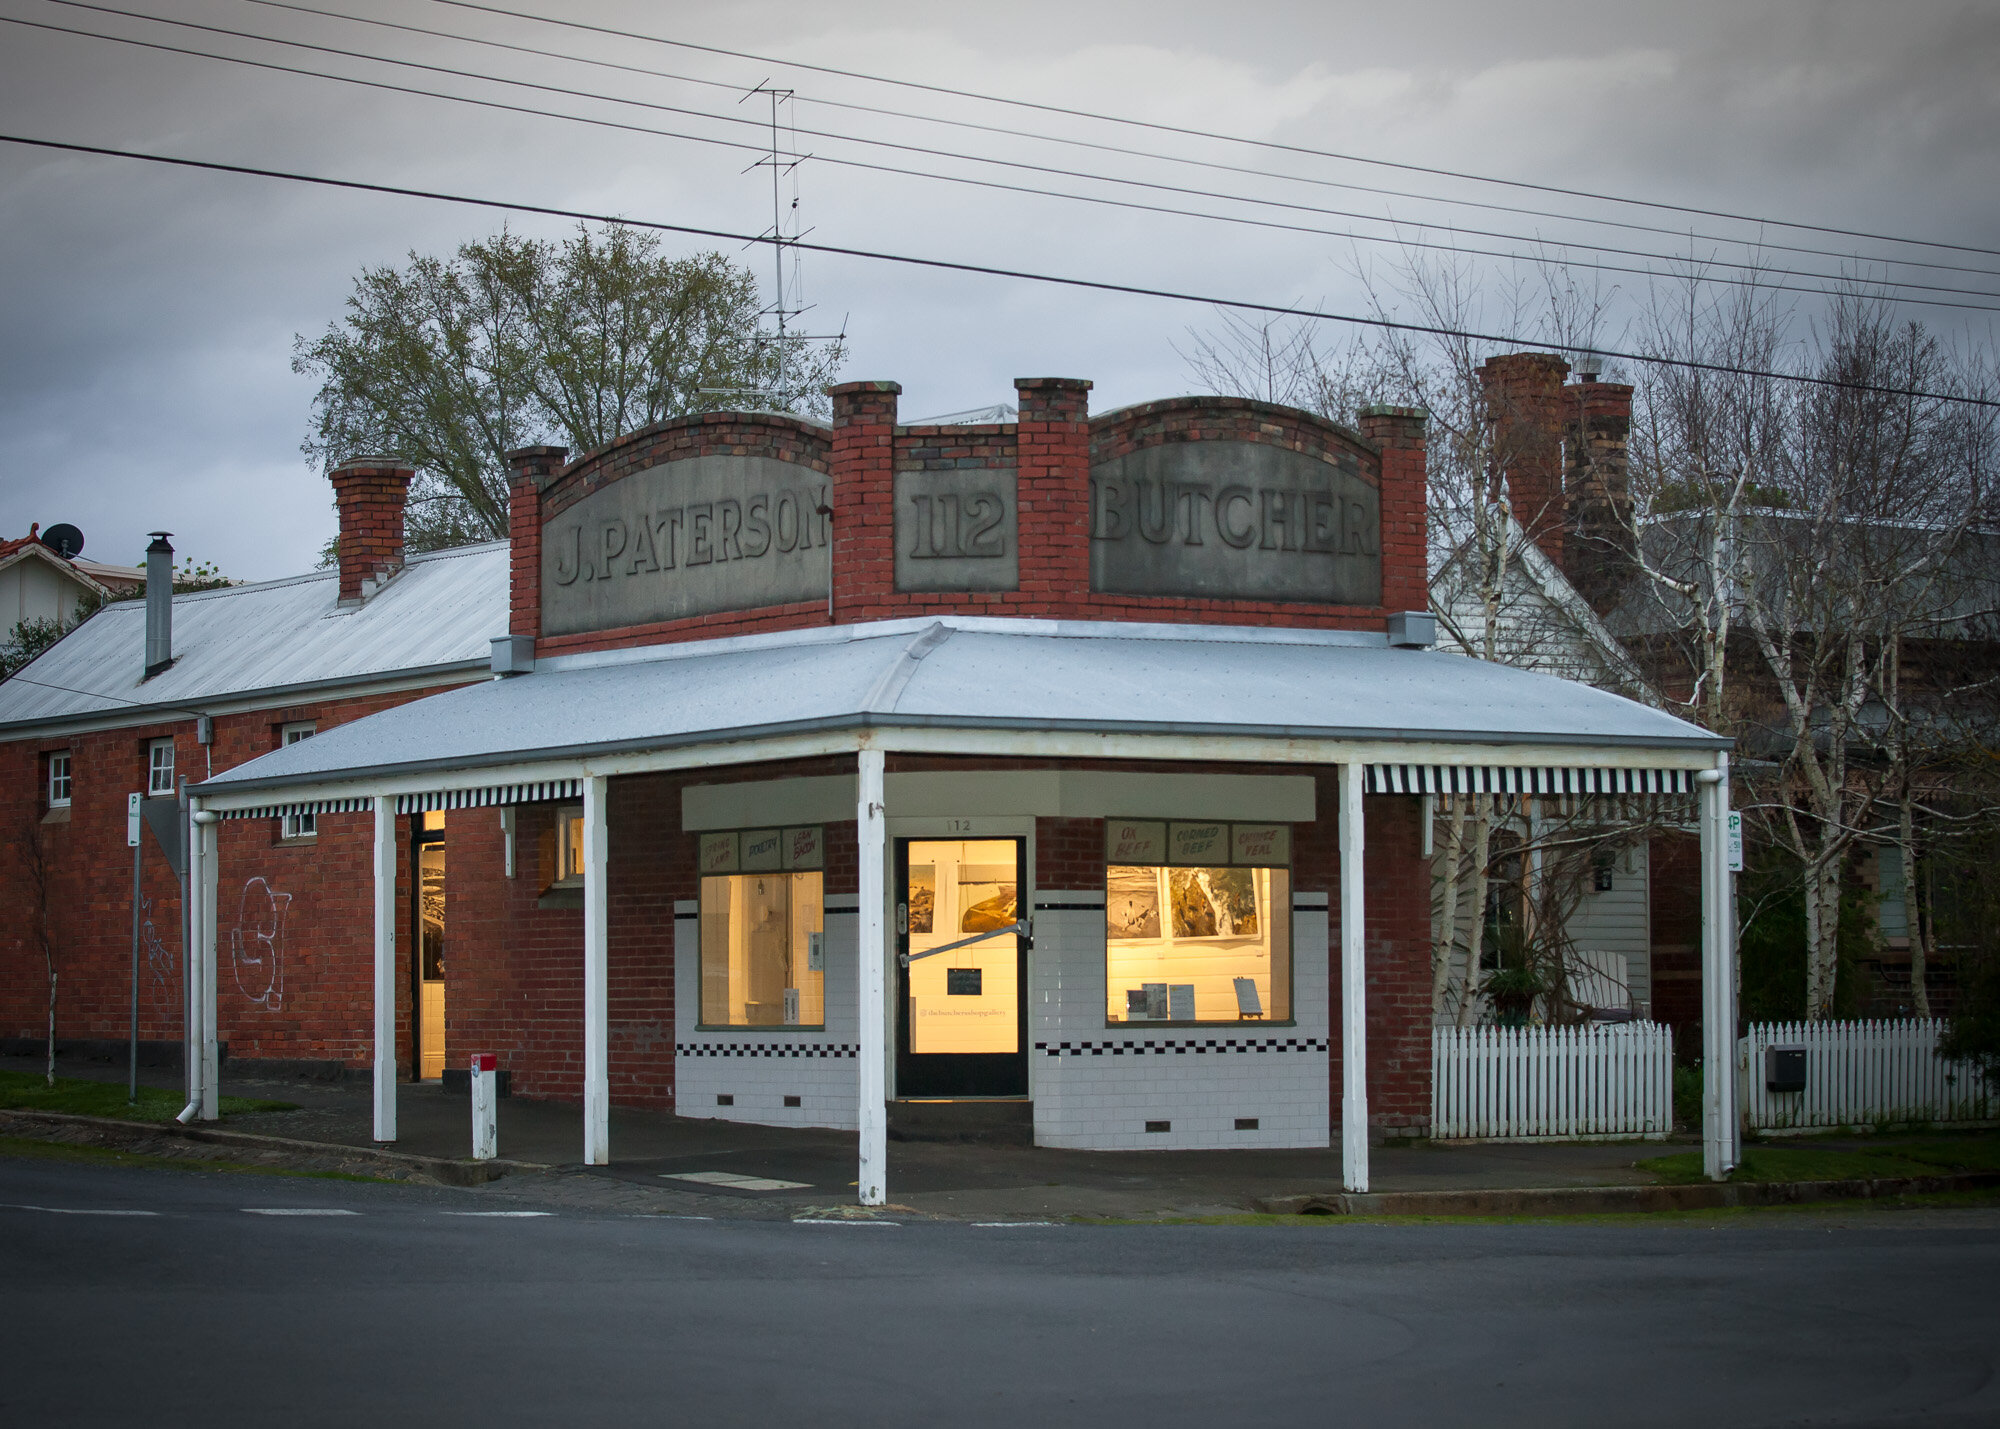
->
[1481,964,1544,1028]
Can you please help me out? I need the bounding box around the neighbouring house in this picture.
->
[0,372,1742,1199]
[0,524,142,639]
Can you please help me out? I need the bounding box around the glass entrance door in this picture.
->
[895,838,1027,1097]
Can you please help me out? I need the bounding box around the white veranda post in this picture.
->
[856,748,888,1207]
[1339,762,1369,1194]
[583,774,610,1166]
[373,796,397,1143]
[187,802,220,1121]
[1699,755,1739,1181]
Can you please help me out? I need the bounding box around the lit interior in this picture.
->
[700,871,825,1027]
[1106,865,1290,1023]
[417,814,446,1079]
[906,839,1019,1055]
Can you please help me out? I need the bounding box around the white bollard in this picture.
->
[470,1053,498,1161]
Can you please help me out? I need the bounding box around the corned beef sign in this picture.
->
[541,454,831,636]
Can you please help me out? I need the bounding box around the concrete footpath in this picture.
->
[9,1054,1990,1221]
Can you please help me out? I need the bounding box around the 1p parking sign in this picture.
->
[127,791,141,848]
[1726,811,1743,873]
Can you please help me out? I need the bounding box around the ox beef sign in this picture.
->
[1090,440,1381,605]
[541,455,831,636]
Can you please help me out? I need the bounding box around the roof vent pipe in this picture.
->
[144,531,174,679]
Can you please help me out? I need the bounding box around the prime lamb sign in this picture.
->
[541,454,831,636]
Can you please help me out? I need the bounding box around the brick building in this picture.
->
[1,376,1739,1200]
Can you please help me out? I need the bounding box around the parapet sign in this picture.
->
[541,430,1384,637]
[1090,441,1381,606]
[541,454,831,637]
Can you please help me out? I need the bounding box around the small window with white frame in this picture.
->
[147,737,176,796]
[46,751,72,809]
[549,805,584,886]
[280,722,316,838]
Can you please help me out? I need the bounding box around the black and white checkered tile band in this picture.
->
[675,1042,859,1059]
[1035,1037,1328,1058]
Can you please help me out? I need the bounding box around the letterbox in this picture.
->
[1765,1044,1807,1094]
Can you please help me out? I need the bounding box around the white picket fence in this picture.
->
[1432,1022,1675,1140]
[1740,1019,1994,1131]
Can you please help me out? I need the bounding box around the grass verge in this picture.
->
[0,1134,391,1182]
[0,1070,296,1122]
[1639,1135,2000,1185]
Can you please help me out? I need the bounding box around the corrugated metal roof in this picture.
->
[197,616,1726,799]
[0,542,507,731]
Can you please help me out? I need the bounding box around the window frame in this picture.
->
[46,750,72,809]
[1102,818,1296,1029]
[279,722,317,839]
[694,826,828,1032]
[549,804,585,887]
[147,737,176,797]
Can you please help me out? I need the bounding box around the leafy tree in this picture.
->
[295,224,843,551]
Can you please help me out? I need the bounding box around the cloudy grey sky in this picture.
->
[2,0,1995,579]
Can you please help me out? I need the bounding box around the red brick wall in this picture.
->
[0,684,477,1068]
[328,461,413,604]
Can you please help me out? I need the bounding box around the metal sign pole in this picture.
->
[127,792,141,1104]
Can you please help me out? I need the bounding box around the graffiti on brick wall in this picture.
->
[141,892,178,1016]
[230,877,293,1011]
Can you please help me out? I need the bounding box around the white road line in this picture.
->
[971,1221,1062,1227]
[5,1204,158,1216]
[793,1218,899,1226]
[440,1211,553,1217]
[242,1208,361,1216]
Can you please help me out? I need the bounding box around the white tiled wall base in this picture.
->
[1031,895,1331,1151]
[674,901,860,1130]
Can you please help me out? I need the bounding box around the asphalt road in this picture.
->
[5,1157,1998,1428]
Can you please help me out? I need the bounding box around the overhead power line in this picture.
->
[239,0,2000,284]
[12,8,1999,313]
[3,131,1994,411]
[426,0,2000,263]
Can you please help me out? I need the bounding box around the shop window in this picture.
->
[1104,819,1292,1025]
[280,723,316,837]
[46,751,72,809]
[550,805,585,886]
[147,737,176,796]
[697,827,827,1029]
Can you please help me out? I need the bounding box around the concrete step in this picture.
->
[888,1098,1034,1145]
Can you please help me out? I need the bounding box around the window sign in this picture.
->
[699,831,739,875]
[1106,819,1292,1026]
[698,827,824,875]
[1231,823,1289,865]
[787,825,823,871]
[1105,819,1165,865]
[1169,822,1229,866]
[147,738,175,797]
[47,751,72,808]
[740,828,784,872]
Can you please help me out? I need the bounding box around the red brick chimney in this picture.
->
[505,445,568,641]
[328,458,414,606]
[1479,353,1570,564]
[1561,374,1636,614]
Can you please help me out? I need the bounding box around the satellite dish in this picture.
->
[40,523,85,560]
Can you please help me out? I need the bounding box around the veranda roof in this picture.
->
[190,616,1725,815]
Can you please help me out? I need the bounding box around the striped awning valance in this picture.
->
[1367,764,1696,796]
[220,778,583,821]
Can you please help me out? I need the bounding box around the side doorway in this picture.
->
[411,811,446,1080]
[895,837,1028,1098]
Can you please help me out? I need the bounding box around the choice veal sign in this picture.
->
[1090,440,1381,605]
[541,455,830,636]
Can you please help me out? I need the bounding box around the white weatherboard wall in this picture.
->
[1031,891,1330,1151]
[1564,841,1652,1010]
[674,895,860,1130]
